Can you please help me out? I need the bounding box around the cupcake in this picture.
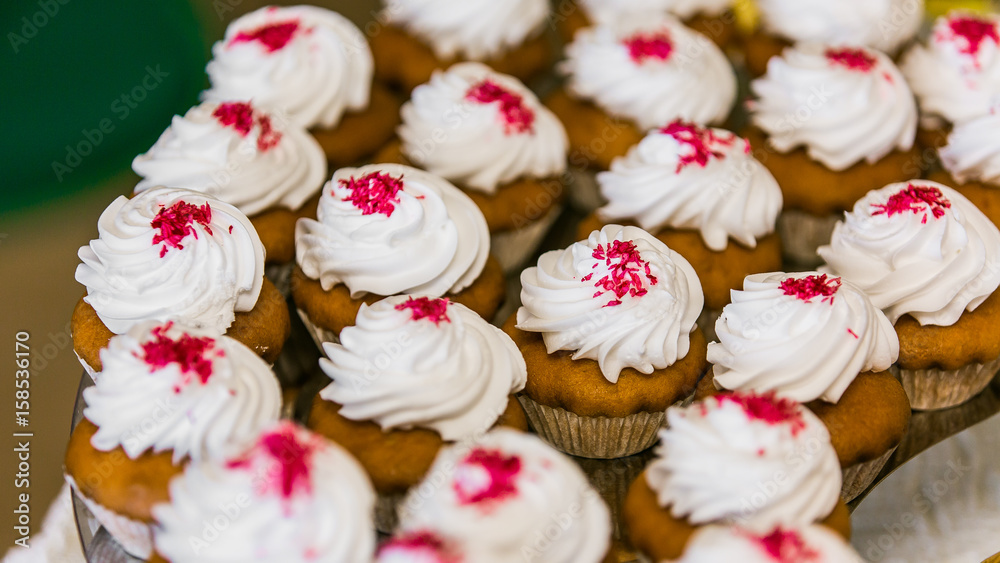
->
[370,0,553,93]
[292,164,504,346]
[64,320,282,558]
[379,428,614,562]
[307,295,528,530]
[934,109,1000,227]
[150,422,375,562]
[555,0,738,49]
[132,100,327,288]
[819,180,1000,410]
[744,0,924,77]
[203,5,400,167]
[72,187,290,379]
[901,11,1000,150]
[504,224,707,459]
[548,12,736,211]
[375,62,569,272]
[704,272,910,500]
[748,43,919,265]
[578,121,783,338]
[623,392,851,562]
[672,524,864,562]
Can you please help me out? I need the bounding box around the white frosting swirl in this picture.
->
[818,181,1000,326]
[561,13,737,130]
[579,0,734,23]
[940,110,1000,185]
[901,12,1000,125]
[83,321,280,463]
[152,423,376,563]
[383,0,549,60]
[399,62,568,195]
[75,187,265,335]
[391,429,611,563]
[516,224,704,383]
[133,101,326,216]
[204,5,373,129]
[750,43,917,172]
[596,124,782,251]
[318,297,526,441]
[677,524,864,563]
[756,0,923,55]
[707,272,899,403]
[646,394,842,533]
[295,164,489,298]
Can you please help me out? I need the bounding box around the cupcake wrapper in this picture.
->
[518,395,664,459]
[491,204,563,273]
[840,446,896,503]
[66,475,153,560]
[574,451,655,541]
[891,356,1000,411]
[777,210,839,267]
[567,167,604,213]
[265,262,294,298]
[374,490,405,535]
[297,308,339,352]
[697,309,722,344]
[75,350,99,383]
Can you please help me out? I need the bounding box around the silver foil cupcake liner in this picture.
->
[777,210,839,268]
[891,356,1000,411]
[574,451,655,541]
[491,204,563,273]
[567,167,604,213]
[75,350,99,382]
[518,395,664,459]
[296,308,339,352]
[374,490,406,535]
[265,262,294,298]
[66,475,153,560]
[840,446,896,503]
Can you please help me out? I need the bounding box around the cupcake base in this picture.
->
[66,476,152,560]
[777,209,838,267]
[840,446,896,503]
[891,355,1000,411]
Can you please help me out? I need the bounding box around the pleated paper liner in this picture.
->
[66,475,153,560]
[491,204,564,273]
[840,446,896,503]
[892,355,1000,411]
[776,209,838,268]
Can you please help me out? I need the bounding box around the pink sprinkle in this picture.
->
[825,47,878,72]
[847,328,859,339]
[717,392,806,436]
[660,120,738,173]
[395,297,451,325]
[749,527,820,562]
[138,322,219,388]
[230,20,300,53]
[339,172,405,216]
[212,102,284,152]
[465,80,535,135]
[376,531,462,563]
[590,240,658,308]
[228,225,234,234]
[151,201,213,257]
[453,448,522,506]
[871,184,952,223]
[623,30,673,63]
[947,15,999,59]
[779,274,841,304]
[227,423,319,501]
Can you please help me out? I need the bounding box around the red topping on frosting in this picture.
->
[395,297,451,325]
[779,274,841,304]
[590,240,658,307]
[825,47,878,72]
[750,527,820,562]
[624,30,674,63]
[717,392,806,436]
[212,102,283,152]
[871,184,952,224]
[151,201,213,257]
[228,423,319,502]
[465,80,536,135]
[377,531,462,563]
[230,20,300,53]
[847,328,859,339]
[139,322,219,390]
[947,15,999,59]
[660,120,738,173]
[453,448,522,506]
[338,172,405,216]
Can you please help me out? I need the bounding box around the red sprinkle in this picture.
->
[825,47,878,72]
[871,184,952,224]
[623,30,674,63]
[660,120,738,173]
[453,448,522,506]
[946,15,999,59]
[227,423,319,502]
[395,297,451,325]
[139,322,219,390]
[590,240,658,307]
[212,102,283,152]
[230,20,300,53]
[376,531,462,563]
[717,392,807,436]
[151,201,213,257]
[338,172,405,216]
[847,328,859,339]
[779,274,841,304]
[465,80,535,135]
[750,527,820,562]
